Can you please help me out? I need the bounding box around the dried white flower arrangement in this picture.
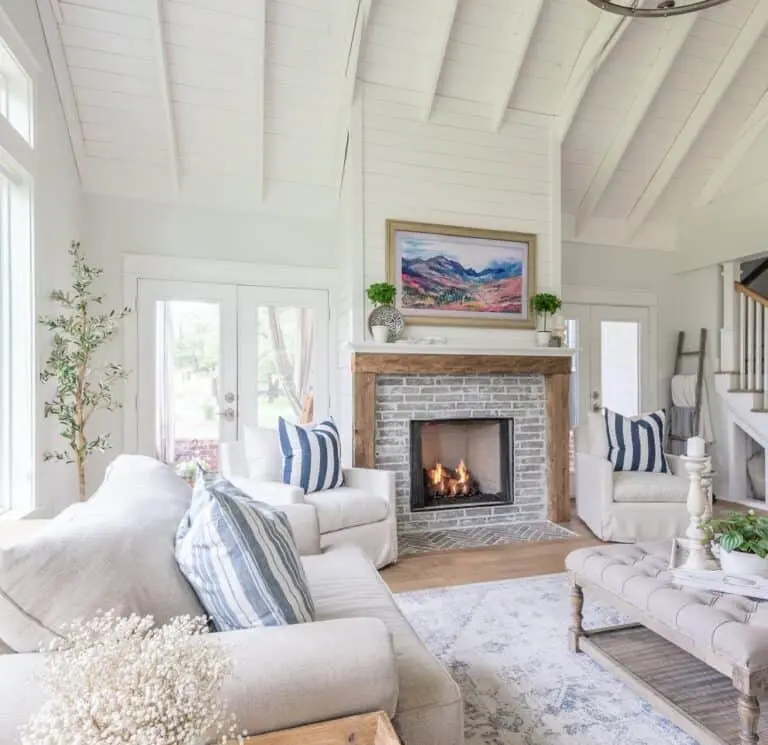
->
[20,611,244,745]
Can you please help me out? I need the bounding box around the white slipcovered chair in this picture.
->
[220,426,398,568]
[574,412,690,542]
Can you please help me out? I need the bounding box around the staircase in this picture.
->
[715,271,768,503]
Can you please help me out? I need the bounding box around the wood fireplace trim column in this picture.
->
[351,350,572,524]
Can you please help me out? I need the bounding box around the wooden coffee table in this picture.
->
[242,712,400,745]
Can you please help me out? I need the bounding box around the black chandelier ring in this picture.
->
[584,0,736,17]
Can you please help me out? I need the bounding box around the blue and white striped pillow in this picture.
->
[175,472,315,631]
[278,417,344,494]
[604,408,668,473]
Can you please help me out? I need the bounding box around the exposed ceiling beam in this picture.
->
[627,2,768,237]
[490,0,545,132]
[695,89,768,209]
[575,16,696,235]
[423,0,460,121]
[557,14,631,141]
[35,0,86,180]
[335,0,371,188]
[255,0,266,202]
[151,0,179,193]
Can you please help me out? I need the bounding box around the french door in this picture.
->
[564,303,651,426]
[135,279,329,471]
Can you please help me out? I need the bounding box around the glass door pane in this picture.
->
[136,280,237,476]
[599,321,640,416]
[238,287,329,432]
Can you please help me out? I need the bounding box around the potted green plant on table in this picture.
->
[531,292,562,347]
[366,282,403,343]
[704,510,768,577]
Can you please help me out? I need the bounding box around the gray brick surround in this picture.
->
[374,373,547,534]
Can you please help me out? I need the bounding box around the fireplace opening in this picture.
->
[410,418,513,511]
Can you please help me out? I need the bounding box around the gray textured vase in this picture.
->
[368,304,404,342]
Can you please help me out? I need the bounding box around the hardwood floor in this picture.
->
[382,517,601,593]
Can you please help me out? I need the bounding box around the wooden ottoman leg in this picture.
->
[569,579,584,653]
[738,693,760,745]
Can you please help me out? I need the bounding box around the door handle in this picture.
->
[217,407,235,422]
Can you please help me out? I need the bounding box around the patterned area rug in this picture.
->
[396,574,695,745]
[398,522,577,557]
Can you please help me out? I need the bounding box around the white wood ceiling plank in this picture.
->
[575,15,696,236]
[165,1,259,38]
[255,0,266,201]
[69,68,156,96]
[60,25,154,58]
[164,25,252,54]
[695,87,768,208]
[65,47,156,78]
[60,4,154,38]
[167,45,256,77]
[489,0,544,132]
[82,120,164,145]
[152,0,180,191]
[422,0,460,121]
[61,0,152,16]
[626,0,768,237]
[166,0,260,20]
[557,13,631,141]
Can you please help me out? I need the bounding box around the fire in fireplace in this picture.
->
[410,418,513,511]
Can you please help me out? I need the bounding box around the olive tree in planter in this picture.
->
[39,242,132,501]
[531,292,562,347]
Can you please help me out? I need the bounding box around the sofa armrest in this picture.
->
[277,503,321,556]
[227,476,304,506]
[214,617,398,737]
[575,451,614,528]
[343,468,395,507]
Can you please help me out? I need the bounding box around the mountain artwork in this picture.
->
[387,222,535,328]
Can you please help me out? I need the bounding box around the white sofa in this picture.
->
[220,428,397,568]
[574,412,690,542]
[0,456,463,745]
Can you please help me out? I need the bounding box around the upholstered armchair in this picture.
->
[574,412,690,542]
[219,427,398,568]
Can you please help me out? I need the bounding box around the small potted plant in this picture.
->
[704,510,768,577]
[366,281,403,343]
[531,292,562,347]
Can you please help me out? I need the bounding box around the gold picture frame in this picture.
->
[386,219,537,329]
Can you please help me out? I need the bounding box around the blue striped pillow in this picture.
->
[278,417,344,494]
[175,472,315,630]
[604,408,668,473]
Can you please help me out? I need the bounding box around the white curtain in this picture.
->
[267,307,314,421]
[155,302,176,464]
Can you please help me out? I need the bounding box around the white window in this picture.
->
[0,20,33,515]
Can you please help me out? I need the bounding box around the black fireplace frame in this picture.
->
[409,417,514,512]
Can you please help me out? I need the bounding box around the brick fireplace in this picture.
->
[350,347,572,534]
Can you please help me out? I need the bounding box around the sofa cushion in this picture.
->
[304,486,388,533]
[612,471,688,503]
[176,473,315,630]
[278,417,344,494]
[302,547,462,739]
[243,424,282,481]
[0,456,204,653]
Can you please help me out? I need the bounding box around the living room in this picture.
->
[2,0,768,743]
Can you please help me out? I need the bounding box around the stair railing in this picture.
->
[735,282,768,404]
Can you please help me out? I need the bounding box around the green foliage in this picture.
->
[703,510,768,558]
[530,292,562,330]
[39,242,132,499]
[366,282,396,306]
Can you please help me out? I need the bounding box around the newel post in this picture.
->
[721,262,739,374]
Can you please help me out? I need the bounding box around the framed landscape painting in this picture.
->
[386,220,536,329]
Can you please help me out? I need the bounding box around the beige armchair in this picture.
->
[574,412,690,542]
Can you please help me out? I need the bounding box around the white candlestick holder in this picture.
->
[680,455,719,571]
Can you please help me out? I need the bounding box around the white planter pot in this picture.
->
[371,325,390,344]
[536,330,552,348]
[719,547,768,578]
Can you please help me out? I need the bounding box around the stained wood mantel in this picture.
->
[350,347,572,524]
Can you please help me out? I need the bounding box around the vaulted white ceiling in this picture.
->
[37,0,768,246]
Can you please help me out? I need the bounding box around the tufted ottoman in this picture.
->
[567,542,768,745]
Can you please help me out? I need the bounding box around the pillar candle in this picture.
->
[686,435,706,458]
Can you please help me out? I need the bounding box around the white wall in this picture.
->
[352,84,560,347]
[1,1,83,515]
